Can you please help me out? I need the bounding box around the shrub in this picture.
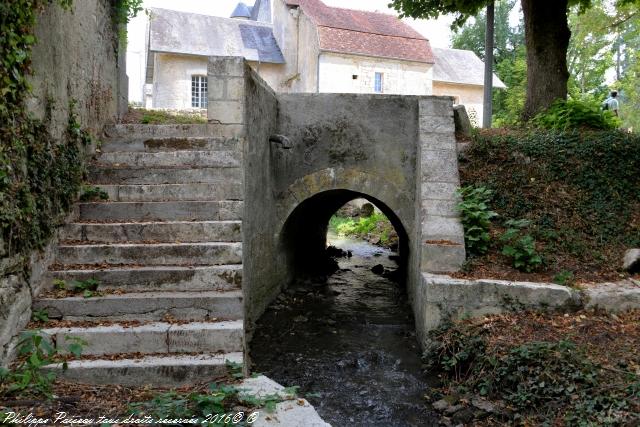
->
[456,186,498,255]
[532,99,621,131]
[0,331,84,398]
[329,212,394,245]
[500,219,543,272]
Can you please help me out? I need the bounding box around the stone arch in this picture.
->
[277,168,415,278]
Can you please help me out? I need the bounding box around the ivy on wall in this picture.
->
[0,0,140,263]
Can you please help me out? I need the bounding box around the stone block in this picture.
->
[421,182,460,200]
[208,100,244,124]
[421,242,466,273]
[420,132,457,151]
[208,78,225,101]
[419,115,455,134]
[208,56,245,77]
[422,216,464,244]
[0,275,32,367]
[453,105,472,137]
[421,200,460,218]
[421,149,460,183]
[225,77,245,100]
[419,97,453,117]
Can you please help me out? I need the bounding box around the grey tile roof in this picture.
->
[250,0,272,23]
[432,47,506,88]
[148,8,284,64]
[231,3,252,19]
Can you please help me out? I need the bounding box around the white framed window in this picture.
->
[191,75,208,108]
[374,72,384,93]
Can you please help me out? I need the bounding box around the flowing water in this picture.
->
[250,233,439,427]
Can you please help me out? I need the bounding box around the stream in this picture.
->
[250,232,439,427]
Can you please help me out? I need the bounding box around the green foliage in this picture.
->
[456,186,498,255]
[79,185,109,202]
[0,330,84,398]
[532,98,622,130]
[130,380,293,425]
[134,108,208,125]
[329,212,394,245]
[425,321,640,425]
[30,309,49,323]
[52,279,101,297]
[500,219,542,272]
[460,129,640,273]
[112,0,144,26]
[553,270,576,286]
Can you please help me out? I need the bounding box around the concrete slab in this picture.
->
[239,376,331,427]
[89,166,243,185]
[60,221,242,243]
[100,136,241,153]
[96,150,241,168]
[55,242,243,266]
[97,182,243,202]
[34,290,243,321]
[49,265,242,292]
[49,352,243,387]
[78,201,244,222]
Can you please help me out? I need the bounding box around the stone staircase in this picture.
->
[31,124,245,387]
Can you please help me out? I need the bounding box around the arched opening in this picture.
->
[279,189,410,280]
[250,189,435,425]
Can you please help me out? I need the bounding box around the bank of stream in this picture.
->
[250,232,439,426]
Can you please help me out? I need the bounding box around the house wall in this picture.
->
[152,53,208,110]
[318,53,433,96]
[432,81,484,127]
[271,0,319,93]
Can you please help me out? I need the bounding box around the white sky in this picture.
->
[126,0,456,102]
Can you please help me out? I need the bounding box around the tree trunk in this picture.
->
[521,0,571,119]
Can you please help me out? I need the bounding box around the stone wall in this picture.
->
[28,0,125,138]
[1,0,124,366]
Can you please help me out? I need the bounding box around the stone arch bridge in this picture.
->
[25,57,467,386]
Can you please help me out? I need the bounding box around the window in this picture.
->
[191,75,208,108]
[374,72,384,93]
[352,74,359,80]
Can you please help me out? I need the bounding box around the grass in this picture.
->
[123,108,207,125]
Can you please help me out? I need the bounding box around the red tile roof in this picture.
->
[293,0,434,63]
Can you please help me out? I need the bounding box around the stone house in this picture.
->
[144,0,504,124]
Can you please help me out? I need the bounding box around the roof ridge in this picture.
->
[318,24,429,42]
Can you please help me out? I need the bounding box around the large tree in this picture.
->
[391,0,639,118]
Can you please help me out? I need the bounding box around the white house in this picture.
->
[143,0,505,124]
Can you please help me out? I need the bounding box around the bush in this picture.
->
[456,186,498,255]
[532,99,621,131]
[329,212,394,245]
[500,219,543,272]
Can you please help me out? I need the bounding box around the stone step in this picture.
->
[60,221,242,243]
[96,151,241,168]
[97,182,243,202]
[88,166,243,185]
[34,290,243,321]
[38,320,243,356]
[47,352,243,387]
[49,265,242,292]
[100,136,242,153]
[104,124,244,140]
[78,201,243,222]
[55,242,243,266]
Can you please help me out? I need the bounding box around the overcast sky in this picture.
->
[126,0,457,102]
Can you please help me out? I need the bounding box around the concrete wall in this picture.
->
[208,57,464,353]
[318,53,433,96]
[2,0,123,366]
[27,0,124,138]
[432,81,484,127]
